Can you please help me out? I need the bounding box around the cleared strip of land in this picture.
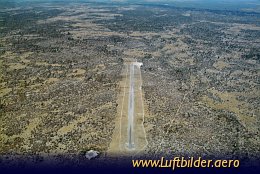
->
[108,61,147,156]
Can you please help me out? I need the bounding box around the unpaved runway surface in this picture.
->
[127,63,135,149]
[108,62,147,156]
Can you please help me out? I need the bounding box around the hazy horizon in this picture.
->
[1,0,260,11]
